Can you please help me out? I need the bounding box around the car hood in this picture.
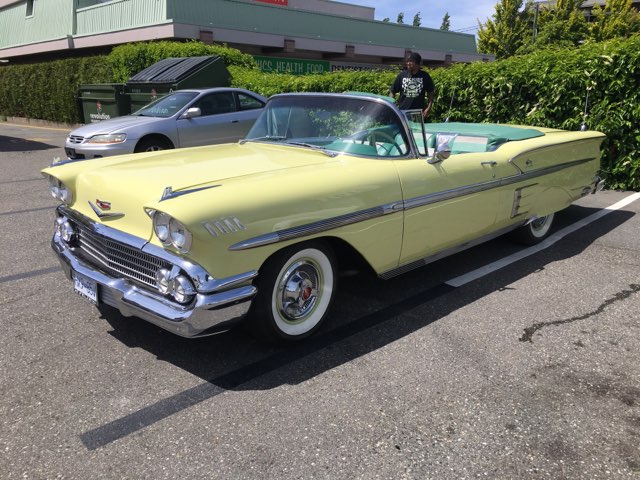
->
[69,115,166,137]
[45,142,341,240]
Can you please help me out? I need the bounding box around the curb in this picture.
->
[1,116,81,130]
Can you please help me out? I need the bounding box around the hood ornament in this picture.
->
[160,184,221,202]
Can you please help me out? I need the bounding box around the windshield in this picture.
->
[245,95,409,157]
[133,92,199,118]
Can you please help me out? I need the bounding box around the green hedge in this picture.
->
[0,38,639,189]
[429,36,640,190]
[0,55,111,124]
[229,36,640,190]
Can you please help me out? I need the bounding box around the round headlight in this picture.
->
[169,218,192,252]
[155,268,172,294]
[54,216,65,236]
[170,275,196,304]
[59,184,73,204]
[60,220,78,244]
[49,176,61,200]
[153,212,171,243]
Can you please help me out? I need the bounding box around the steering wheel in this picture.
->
[369,130,405,155]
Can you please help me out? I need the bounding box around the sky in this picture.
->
[343,0,499,34]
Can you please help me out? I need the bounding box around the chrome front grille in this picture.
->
[75,222,170,288]
[68,135,84,144]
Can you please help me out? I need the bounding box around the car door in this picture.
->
[176,91,250,147]
[394,149,504,265]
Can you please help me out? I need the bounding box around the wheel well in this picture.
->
[135,134,174,151]
[259,237,374,277]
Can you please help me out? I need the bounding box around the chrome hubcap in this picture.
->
[277,260,320,322]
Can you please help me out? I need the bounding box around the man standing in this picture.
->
[390,52,435,118]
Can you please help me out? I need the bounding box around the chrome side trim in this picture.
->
[229,202,402,251]
[404,157,595,211]
[379,223,524,279]
[230,157,595,251]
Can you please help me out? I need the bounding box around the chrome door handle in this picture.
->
[481,161,497,166]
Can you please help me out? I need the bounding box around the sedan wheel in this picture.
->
[248,242,336,342]
[134,137,172,153]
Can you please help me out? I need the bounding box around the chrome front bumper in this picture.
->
[52,231,257,338]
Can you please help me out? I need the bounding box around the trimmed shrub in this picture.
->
[0,56,110,124]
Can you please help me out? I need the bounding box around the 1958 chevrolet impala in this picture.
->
[42,92,606,342]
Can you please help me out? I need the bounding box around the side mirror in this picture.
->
[180,107,201,119]
[428,133,457,164]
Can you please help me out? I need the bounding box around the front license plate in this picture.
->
[73,273,98,305]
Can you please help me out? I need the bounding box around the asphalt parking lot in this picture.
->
[1,121,639,479]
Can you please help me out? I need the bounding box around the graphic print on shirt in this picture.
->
[402,77,424,98]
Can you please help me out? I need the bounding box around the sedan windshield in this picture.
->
[245,95,409,157]
[133,92,199,118]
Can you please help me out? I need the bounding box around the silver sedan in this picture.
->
[64,87,266,160]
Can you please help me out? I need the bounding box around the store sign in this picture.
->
[254,0,288,5]
[330,62,391,72]
[254,56,329,75]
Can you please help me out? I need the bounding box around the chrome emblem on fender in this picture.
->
[203,217,246,237]
[96,199,111,210]
[88,200,125,220]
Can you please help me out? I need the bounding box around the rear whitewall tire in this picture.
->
[511,213,555,245]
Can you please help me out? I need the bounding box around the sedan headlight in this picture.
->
[152,211,192,253]
[86,133,127,144]
[49,176,74,205]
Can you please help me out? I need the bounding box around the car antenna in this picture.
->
[444,85,456,123]
[580,89,590,131]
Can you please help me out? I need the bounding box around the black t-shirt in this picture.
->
[391,69,435,110]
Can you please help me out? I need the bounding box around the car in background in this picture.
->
[64,87,266,160]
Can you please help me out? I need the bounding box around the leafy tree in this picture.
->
[413,12,422,27]
[397,12,404,24]
[589,0,640,41]
[477,0,532,58]
[440,12,451,31]
[529,0,589,49]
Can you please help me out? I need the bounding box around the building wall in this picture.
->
[285,0,374,19]
[0,0,489,64]
[75,0,168,36]
[0,0,73,49]
[166,0,478,54]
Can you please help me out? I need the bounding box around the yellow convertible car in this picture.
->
[42,92,606,342]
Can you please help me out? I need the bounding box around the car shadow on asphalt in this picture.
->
[0,135,58,152]
[100,205,633,388]
[81,205,633,450]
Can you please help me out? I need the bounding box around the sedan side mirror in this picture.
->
[180,107,202,119]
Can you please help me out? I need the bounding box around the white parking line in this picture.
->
[446,192,640,288]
